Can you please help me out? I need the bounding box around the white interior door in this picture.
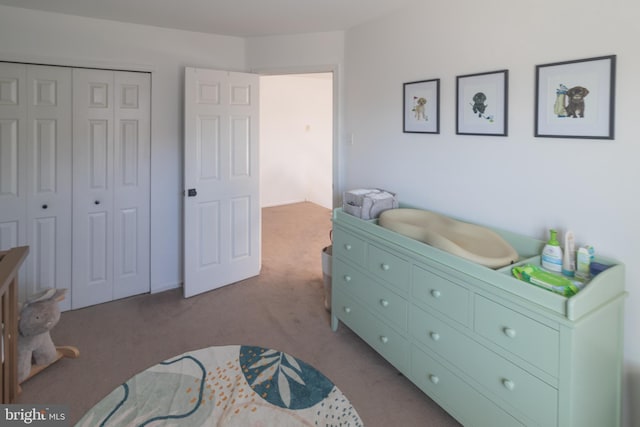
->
[26,65,73,311]
[0,62,27,253]
[112,71,151,301]
[72,68,115,307]
[184,68,260,298]
[72,69,150,308]
[0,63,72,311]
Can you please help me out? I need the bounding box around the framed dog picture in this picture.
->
[535,55,616,139]
[403,79,439,134]
[456,70,508,136]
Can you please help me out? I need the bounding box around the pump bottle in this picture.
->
[542,229,563,273]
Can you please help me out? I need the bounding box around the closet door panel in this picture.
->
[72,69,114,308]
[0,120,19,198]
[88,211,109,283]
[0,63,27,252]
[113,72,150,299]
[26,65,72,310]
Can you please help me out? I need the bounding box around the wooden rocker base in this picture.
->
[20,345,80,385]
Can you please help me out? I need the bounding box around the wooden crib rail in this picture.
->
[0,246,29,404]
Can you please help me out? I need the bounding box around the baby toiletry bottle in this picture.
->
[542,229,563,273]
[562,231,576,277]
[575,245,595,280]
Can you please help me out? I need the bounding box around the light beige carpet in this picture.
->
[17,202,460,427]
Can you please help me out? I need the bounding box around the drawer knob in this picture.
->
[502,379,515,391]
[503,327,517,338]
[344,307,352,314]
[380,299,389,308]
[430,332,440,341]
[344,244,352,251]
[344,275,352,283]
[380,336,389,344]
[430,289,441,299]
[381,263,390,271]
[429,374,440,385]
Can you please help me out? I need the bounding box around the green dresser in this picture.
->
[331,208,625,427]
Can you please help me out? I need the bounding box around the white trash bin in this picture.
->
[321,245,332,311]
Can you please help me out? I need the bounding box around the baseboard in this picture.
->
[261,199,306,208]
[151,282,181,294]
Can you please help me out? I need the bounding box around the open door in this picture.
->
[183,68,261,298]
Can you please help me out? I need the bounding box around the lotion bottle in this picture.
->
[562,231,576,277]
[542,229,563,273]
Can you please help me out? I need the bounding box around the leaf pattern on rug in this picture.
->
[247,349,307,407]
[240,345,334,410]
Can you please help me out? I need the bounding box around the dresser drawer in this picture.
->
[333,289,409,373]
[333,259,408,331]
[470,347,558,426]
[411,306,558,426]
[412,265,470,326]
[367,244,410,293]
[475,295,559,377]
[411,346,524,427]
[333,258,364,295]
[333,228,366,267]
[410,305,469,360]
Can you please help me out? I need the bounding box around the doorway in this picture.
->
[259,73,334,209]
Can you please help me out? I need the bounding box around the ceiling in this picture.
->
[0,0,414,37]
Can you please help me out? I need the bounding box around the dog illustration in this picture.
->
[564,86,589,118]
[413,97,427,121]
[554,84,569,117]
[472,92,487,117]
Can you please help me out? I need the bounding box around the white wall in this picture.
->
[0,5,246,293]
[247,32,345,208]
[344,0,640,425]
[260,74,333,209]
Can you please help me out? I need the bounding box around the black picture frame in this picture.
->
[403,79,440,134]
[535,55,616,139]
[456,69,508,136]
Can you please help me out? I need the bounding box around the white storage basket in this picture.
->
[343,188,398,220]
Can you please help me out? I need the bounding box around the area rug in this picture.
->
[76,345,363,426]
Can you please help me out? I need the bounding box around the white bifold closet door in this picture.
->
[0,62,150,310]
[72,69,150,309]
[0,63,73,311]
